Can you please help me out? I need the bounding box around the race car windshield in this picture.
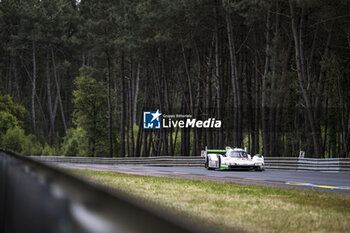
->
[228,151,248,158]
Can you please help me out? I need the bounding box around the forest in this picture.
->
[0,0,349,158]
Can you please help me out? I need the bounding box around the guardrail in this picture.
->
[0,149,210,233]
[30,155,350,172]
[30,156,204,167]
[265,157,350,172]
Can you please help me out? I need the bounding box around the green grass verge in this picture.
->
[67,169,350,233]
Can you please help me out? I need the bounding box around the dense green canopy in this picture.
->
[0,0,349,157]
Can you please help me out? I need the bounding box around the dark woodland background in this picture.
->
[0,0,349,158]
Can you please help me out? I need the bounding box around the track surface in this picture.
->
[55,163,350,195]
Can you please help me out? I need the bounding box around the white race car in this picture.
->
[202,147,264,171]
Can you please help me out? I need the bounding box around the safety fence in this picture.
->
[265,157,350,172]
[30,155,350,172]
[0,149,209,233]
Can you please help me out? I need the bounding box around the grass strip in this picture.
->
[67,169,350,233]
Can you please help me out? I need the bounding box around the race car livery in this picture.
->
[202,147,264,171]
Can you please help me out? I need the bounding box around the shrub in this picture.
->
[0,111,18,139]
[1,126,26,153]
[21,134,44,156]
[0,95,26,124]
[42,144,60,156]
[61,127,88,156]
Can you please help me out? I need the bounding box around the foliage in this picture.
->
[0,95,26,125]
[1,126,26,153]
[61,127,88,156]
[0,98,45,155]
[73,69,108,157]
[21,134,44,156]
[0,0,349,157]
[41,144,60,156]
[0,111,18,139]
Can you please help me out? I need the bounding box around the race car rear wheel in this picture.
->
[206,158,213,170]
[207,166,214,170]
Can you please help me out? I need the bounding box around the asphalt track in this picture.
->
[55,163,350,195]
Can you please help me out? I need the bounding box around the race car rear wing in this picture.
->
[201,146,231,157]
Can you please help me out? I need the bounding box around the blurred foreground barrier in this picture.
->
[0,149,210,233]
[30,155,350,172]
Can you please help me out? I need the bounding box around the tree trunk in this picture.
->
[32,40,36,134]
[129,57,135,157]
[205,38,213,148]
[143,130,149,157]
[133,63,140,125]
[51,47,67,135]
[268,2,282,157]
[120,52,125,157]
[181,41,193,115]
[262,9,271,156]
[214,3,223,148]
[315,29,332,121]
[161,53,169,157]
[246,55,253,154]
[226,11,242,147]
[274,39,293,156]
[254,51,260,154]
[289,0,322,157]
[136,101,144,157]
[192,42,202,155]
[106,51,113,157]
[46,48,55,145]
